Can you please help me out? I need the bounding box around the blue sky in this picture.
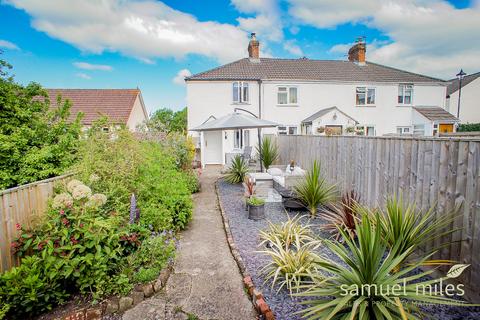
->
[0,0,479,113]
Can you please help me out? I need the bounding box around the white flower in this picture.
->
[86,193,108,208]
[67,179,83,193]
[52,193,73,209]
[72,184,92,200]
[89,174,100,183]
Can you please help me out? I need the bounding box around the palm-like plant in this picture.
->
[224,155,249,184]
[320,190,360,240]
[256,136,279,170]
[294,160,337,217]
[376,196,458,269]
[297,214,468,320]
[259,233,321,295]
[259,215,315,249]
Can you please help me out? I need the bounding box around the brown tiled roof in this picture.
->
[46,89,140,125]
[413,107,458,122]
[186,58,445,83]
[447,71,480,96]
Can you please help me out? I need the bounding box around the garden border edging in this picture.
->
[215,179,275,320]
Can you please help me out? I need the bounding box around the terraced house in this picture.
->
[186,34,458,166]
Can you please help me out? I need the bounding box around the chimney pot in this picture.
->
[248,33,260,60]
[348,37,366,65]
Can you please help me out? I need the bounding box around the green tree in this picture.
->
[0,55,83,189]
[147,107,187,133]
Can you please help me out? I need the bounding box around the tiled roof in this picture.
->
[302,106,358,124]
[446,71,480,96]
[45,89,140,125]
[186,58,445,83]
[413,107,458,122]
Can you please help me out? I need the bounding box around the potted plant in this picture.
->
[316,126,325,134]
[243,176,255,211]
[247,196,266,220]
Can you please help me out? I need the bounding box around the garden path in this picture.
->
[123,166,256,320]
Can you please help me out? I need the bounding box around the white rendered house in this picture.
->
[446,72,480,124]
[186,34,457,166]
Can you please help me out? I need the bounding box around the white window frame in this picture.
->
[398,84,414,105]
[396,126,411,134]
[277,86,298,105]
[233,81,249,104]
[278,125,297,135]
[413,124,425,136]
[356,87,376,106]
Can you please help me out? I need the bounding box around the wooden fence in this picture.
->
[0,174,72,273]
[276,135,480,302]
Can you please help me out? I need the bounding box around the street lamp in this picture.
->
[456,69,466,119]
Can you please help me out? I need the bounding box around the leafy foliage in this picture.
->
[256,136,279,170]
[297,214,467,320]
[259,215,315,249]
[0,58,82,189]
[294,160,337,216]
[457,123,480,132]
[224,155,249,184]
[145,107,187,133]
[247,196,265,206]
[320,190,360,240]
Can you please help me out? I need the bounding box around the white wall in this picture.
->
[447,78,480,123]
[126,95,149,131]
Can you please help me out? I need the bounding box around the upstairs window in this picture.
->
[233,81,249,103]
[356,87,375,106]
[277,87,298,105]
[398,84,413,104]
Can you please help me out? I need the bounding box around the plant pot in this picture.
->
[245,198,249,211]
[248,204,265,220]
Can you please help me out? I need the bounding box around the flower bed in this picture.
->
[217,179,480,320]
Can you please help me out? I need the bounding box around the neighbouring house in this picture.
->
[186,33,456,166]
[446,71,480,124]
[45,89,149,131]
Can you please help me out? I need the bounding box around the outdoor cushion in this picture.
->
[267,168,283,176]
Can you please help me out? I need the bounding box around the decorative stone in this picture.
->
[143,283,154,297]
[256,298,269,314]
[159,268,170,286]
[118,296,134,312]
[63,310,85,320]
[253,289,263,300]
[153,279,162,292]
[104,298,119,314]
[265,310,275,320]
[85,308,102,320]
[134,284,144,292]
[130,290,144,305]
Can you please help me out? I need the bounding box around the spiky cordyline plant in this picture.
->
[294,160,337,217]
[259,214,315,249]
[224,155,249,184]
[243,176,255,197]
[259,234,321,295]
[296,214,469,320]
[320,190,360,240]
[256,136,279,170]
[376,196,459,269]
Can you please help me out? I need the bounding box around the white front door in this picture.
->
[204,131,223,164]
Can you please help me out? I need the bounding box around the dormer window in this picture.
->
[233,81,249,103]
[398,84,413,105]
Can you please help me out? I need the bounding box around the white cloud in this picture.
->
[0,39,19,50]
[289,0,480,78]
[6,0,249,63]
[172,68,191,85]
[76,72,91,80]
[73,62,113,71]
[283,40,303,56]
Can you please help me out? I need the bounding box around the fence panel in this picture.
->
[0,174,72,273]
[276,135,480,302]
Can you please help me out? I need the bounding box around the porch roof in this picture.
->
[191,113,279,131]
[301,106,358,125]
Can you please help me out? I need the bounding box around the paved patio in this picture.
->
[123,166,256,320]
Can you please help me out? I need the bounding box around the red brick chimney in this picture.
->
[348,37,366,65]
[248,33,260,60]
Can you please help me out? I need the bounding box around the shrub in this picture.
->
[457,123,480,132]
[297,214,466,319]
[294,160,337,216]
[0,256,68,319]
[256,136,278,170]
[259,234,321,295]
[320,190,360,240]
[225,155,249,184]
[133,267,161,284]
[259,215,314,249]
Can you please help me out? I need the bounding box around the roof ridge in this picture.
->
[186,58,247,80]
[366,61,446,82]
[447,71,480,82]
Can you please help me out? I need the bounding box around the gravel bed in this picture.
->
[217,179,480,320]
